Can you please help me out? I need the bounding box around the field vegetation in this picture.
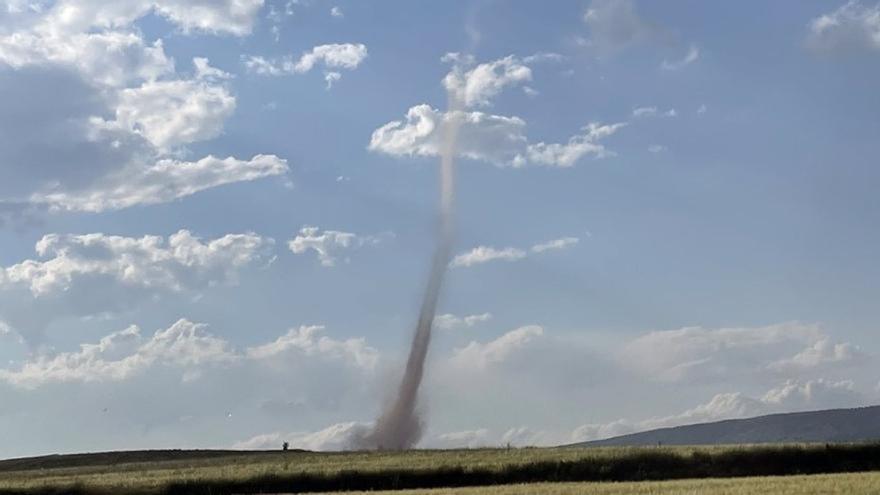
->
[1,444,879,495]
[319,471,880,495]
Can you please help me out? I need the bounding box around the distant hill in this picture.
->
[574,405,880,447]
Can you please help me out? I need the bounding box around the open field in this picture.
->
[319,471,880,495]
[2,444,880,495]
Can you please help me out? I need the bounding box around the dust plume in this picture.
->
[358,93,462,450]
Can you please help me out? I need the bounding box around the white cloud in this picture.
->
[243,43,367,82]
[287,226,382,267]
[648,144,667,153]
[112,79,236,149]
[807,1,880,53]
[0,1,287,216]
[324,70,341,89]
[449,246,526,268]
[330,6,343,18]
[0,319,234,388]
[571,420,636,443]
[1,317,379,391]
[451,237,579,268]
[0,30,173,87]
[234,422,371,451]
[500,426,551,447]
[369,104,624,168]
[193,57,232,81]
[450,325,544,371]
[433,312,492,330]
[241,55,281,75]
[3,230,272,296]
[760,378,863,409]
[571,378,867,443]
[0,230,273,340]
[32,154,289,213]
[432,428,491,449]
[40,0,264,36]
[530,237,579,253]
[525,123,625,167]
[619,322,865,383]
[246,325,379,370]
[0,1,261,84]
[443,55,532,107]
[661,45,700,70]
[294,43,368,72]
[769,338,867,373]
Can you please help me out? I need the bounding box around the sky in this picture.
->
[0,0,879,457]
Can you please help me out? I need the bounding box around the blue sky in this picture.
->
[1,0,879,456]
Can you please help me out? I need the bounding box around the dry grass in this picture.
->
[318,471,880,494]
[1,444,879,494]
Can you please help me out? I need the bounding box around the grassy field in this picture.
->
[1,444,880,494]
[319,471,880,495]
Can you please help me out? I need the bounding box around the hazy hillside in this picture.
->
[575,406,880,447]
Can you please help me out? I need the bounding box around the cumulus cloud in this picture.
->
[295,43,367,72]
[0,1,286,217]
[0,230,273,340]
[0,319,234,388]
[433,312,492,330]
[369,104,623,168]
[450,237,579,268]
[243,43,367,85]
[371,52,622,167]
[287,226,382,267]
[807,1,880,53]
[619,322,866,383]
[432,428,491,449]
[112,78,236,148]
[423,377,871,448]
[0,64,282,214]
[0,318,377,391]
[36,0,264,36]
[0,30,173,87]
[571,378,867,443]
[769,338,867,373]
[233,421,371,451]
[450,325,544,371]
[32,154,288,213]
[442,55,532,107]
[246,325,379,370]
[193,57,232,80]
